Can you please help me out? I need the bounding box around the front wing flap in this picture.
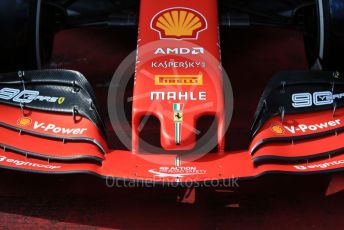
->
[1,0,344,184]
[1,148,344,183]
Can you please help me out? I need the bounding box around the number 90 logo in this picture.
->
[292,91,334,108]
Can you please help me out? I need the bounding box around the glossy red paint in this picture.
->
[132,0,225,151]
[250,108,344,154]
[0,104,108,152]
[0,0,344,185]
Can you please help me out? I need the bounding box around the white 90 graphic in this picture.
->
[292,91,333,108]
[0,87,39,104]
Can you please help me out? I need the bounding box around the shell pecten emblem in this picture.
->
[151,7,208,40]
[271,124,285,135]
[17,117,32,127]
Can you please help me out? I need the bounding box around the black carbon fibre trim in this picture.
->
[250,126,344,155]
[0,81,105,137]
[252,70,344,136]
[253,146,344,166]
[0,122,107,154]
[0,70,97,103]
[0,143,103,164]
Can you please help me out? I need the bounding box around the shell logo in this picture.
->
[271,124,285,135]
[17,117,32,127]
[151,7,208,40]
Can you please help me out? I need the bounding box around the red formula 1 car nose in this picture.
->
[132,0,225,152]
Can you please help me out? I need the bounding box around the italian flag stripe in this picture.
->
[173,103,184,112]
[175,122,181,145]
[174,103,183,145]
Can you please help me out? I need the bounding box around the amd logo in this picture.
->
[154,47,204,55]
[292,91,344,108]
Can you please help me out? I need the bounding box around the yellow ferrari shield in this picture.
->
[174,112,183,122]
[58,97,65,105]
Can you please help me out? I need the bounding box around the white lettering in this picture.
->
[154,47,204,55]
[33,121,88,135]
[150,91,207,101]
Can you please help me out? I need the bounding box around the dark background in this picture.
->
[0,26,343,229]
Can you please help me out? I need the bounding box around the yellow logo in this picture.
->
[155,74,203,86]
[17,117,32,127]
[271,124,285,135]
[174,112,183,122]
[58,97,65,105]
[151,7,207,39]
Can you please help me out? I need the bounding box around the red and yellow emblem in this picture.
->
[271,124,285,135]
[151,7,207,40]
[17,117,32,127]
[155,74,203,86]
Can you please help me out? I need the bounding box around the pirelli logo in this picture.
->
[155,74,203,86]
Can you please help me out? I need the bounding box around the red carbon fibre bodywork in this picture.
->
[1,148,344,183]
[1,0,344,184]
[0,126,104,161]
[252,133,344,162]
[132,0,225,151]
[250,108,344,153]
[0,104,108,153]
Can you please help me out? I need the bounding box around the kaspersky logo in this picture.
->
[151,7,208,40]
